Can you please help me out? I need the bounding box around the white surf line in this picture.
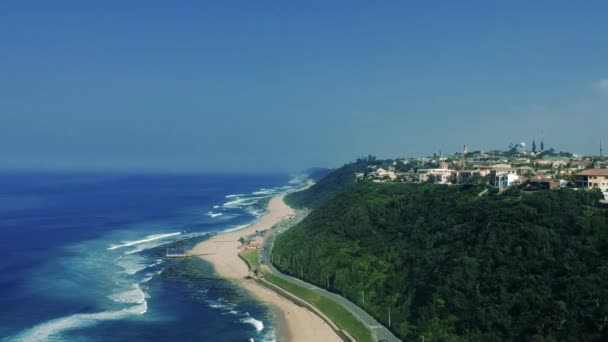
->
[107,232,182,250]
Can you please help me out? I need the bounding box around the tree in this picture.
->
[274,180,608,341]
[540,140,544,151]
[532,140,537,153]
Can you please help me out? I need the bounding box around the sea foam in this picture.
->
[11,302,148,342]
[107,232,181,250]
[115,255,163,275]
[109,284,146,304]
[242,316,264,332]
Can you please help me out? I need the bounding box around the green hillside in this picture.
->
[273,181,608,341]
[285,159,372,209]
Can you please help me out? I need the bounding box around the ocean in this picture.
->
[0,172,305,341]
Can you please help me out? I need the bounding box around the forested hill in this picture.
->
[285,160,371,209]
[272,182,608,341]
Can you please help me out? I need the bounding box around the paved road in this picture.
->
[260,210,400,342]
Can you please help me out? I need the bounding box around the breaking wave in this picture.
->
[107,232,182,250]
[10,302,148,342]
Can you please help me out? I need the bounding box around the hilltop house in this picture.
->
[516,166,535,175]
[492,173,520,188]
[527,179,562,190]
[374,168,397,181]
[489,165,518,187]
[451,169,490,185]
[417,168,453,184]
[575,160,593,170]
[575,169,608,197]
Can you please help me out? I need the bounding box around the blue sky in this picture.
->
[1,1,607,172]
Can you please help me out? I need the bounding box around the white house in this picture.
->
[492,173,519,188]
[375,168,397,180]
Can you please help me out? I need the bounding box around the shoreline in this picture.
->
[189,194,341,342]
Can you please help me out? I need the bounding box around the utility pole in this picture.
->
[361,290,365,305]
[326,275,330,288]
[601,139,604,158]
[388,307,391,328]
[300,265,303,278]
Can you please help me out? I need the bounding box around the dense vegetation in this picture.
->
[273,181,608,341]
[285,160,371,209]
[301,167,333,182]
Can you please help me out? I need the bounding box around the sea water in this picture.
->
[0,172,306,341]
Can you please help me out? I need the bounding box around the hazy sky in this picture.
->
[1,1,607,172]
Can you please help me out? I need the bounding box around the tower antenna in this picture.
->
[540,130,545,152]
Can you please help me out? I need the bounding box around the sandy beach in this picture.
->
[189,194,341,342]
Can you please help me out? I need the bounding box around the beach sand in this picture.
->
[189,195,341,342]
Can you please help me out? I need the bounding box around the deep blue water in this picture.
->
[0,172,305,341]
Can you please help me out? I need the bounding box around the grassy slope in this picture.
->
[239,250,260,270]
[239,247,373,341]
[264,274,374,342]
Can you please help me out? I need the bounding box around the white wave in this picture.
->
[107,232,181,250]
[225,193,245,198]
[109,284,146,304]
[207,300,237,311]
[141,269,163,283]
[207,211,223,218]
[223,198,259,208]
[11,303,147,342]
[252,189,275,195]
[242,316,264,332]
[245,206,266,217]
[115,256,163,275]
[223,198,248,207]
[121,231,210,256]
[213,205,220,209]
[220,224,250,234]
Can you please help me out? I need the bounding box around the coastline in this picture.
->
[189,194,341,342]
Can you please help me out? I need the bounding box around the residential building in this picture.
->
[575,169,608,196]
[527,179,561,190]
[489,166,517,187]
[492,173,520,188]
[516,166,535,175]
[575,160,593,170]
[451,169,490,185]
[417,168,453,184]
[374,168,397,180]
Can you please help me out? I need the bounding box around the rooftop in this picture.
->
[577,169,608,176]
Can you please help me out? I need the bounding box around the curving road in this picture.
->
[260,210,400,342]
